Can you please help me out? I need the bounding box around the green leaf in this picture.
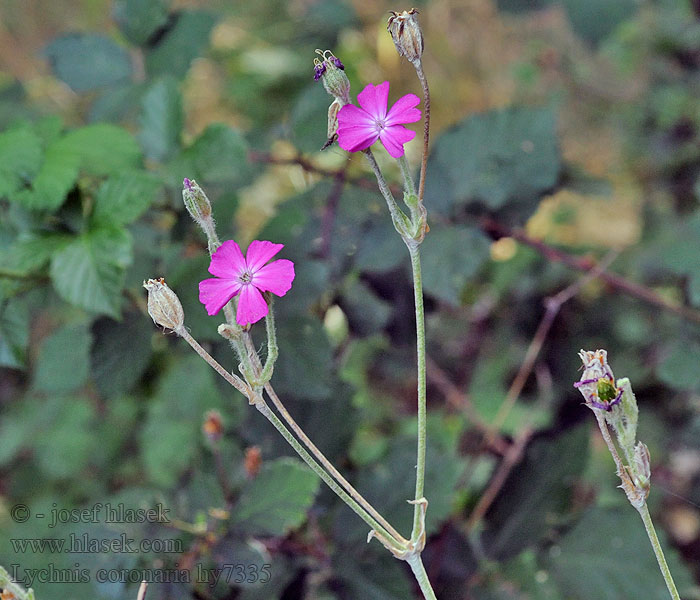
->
[140,355,224,488]
[90,312,153,398]
[656,337,700,392]
[0,296,29,368]
[145,11,217,79]
[138,77,183,161]
[424,106,561,218]
[92,170,162,227]
[43,34,132,92]
[53,123,142,176]
[33,396,97,479]
[113,0,170,46]
[174,123,248,184]
[11,140,79,210]
[0,126,43,197]
[232,457,320,536]
[334,549,413,600]
[0,234,71,275]
[658,211,700,307]
[482,426,589,560]
[50,227,133,317]
[545,506,695,599]
[558,0,638,45]
[421,224,491,305]
[34,323,91,393]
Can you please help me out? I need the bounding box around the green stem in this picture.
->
[258,301,279,385]
[398,154,416,196]
[255,401,407,552]
[637,503,681,600]
[405,554,437,600]
[409,243,427,541]
[364,149,411,237]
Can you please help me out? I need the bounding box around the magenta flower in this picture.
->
[199,240,295,326]
[337,81,421,158]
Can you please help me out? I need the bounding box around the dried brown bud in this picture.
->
[143,278,185,333]
[387,9,424,64]
[244,446,262,478]
[202,409,224,444]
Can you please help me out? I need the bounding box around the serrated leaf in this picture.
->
[232,457,320,536]
[421,224,491,305]
[34,323,91,393]
[138,77,183,161]
[545,506,695,599]
[113,0,170,46]
[92,171,162,226]
[0,234,70,276]
[424,106,561,218]
[482,426,589,560]
[50,227,133,317]
[53,124,142,176]
[145,11,216,79]
[44,34,132,92]
[0,126,43,197]
[0,296,29,368]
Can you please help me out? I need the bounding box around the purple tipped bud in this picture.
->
[332,57,344,70]
[313,63,326,81]
[313,50,350,104]
[182,177,212,224]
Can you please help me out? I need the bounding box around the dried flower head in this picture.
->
[143,278,185,334]
[387,9,424,64]
[574,349,623,411]
[313,49,350,104]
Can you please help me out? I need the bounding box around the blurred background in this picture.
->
[0,0,699,598]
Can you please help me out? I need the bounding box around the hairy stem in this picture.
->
[409,243,427,541]
[406,554,438,600]
[413,60,430,206]
[637,503,681,600]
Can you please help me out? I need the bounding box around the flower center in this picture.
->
[374,118,386,131]
[238,270,253,284]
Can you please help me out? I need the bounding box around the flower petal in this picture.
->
[236,284,269,326]
[379,125,416,158]
[253,259,295,296]
[356,81,389,120]
[337,123,380,153]
[208,240,246,278]
[199,278,242,316]
[386,93,421,126]
[245,240,284,273]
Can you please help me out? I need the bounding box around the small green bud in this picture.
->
[387,9,424,64]
[182,178,212,224]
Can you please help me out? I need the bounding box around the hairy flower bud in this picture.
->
[313,49,350,105]
[143,278,185,333]
[387,9,424,64]
[182,177,212,224]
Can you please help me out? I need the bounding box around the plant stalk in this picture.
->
[637,503,681,600]
[406,554,438,600]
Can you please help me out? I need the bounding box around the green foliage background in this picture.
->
[0,0,699,598]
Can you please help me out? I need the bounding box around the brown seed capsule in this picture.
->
[143,278,185,334]
[387,9,424,64]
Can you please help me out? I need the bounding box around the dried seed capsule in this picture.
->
[143,278,185,334]
[387,9,424,64]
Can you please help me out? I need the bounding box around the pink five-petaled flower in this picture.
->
[199,240,295,326]
[337,81,421,158]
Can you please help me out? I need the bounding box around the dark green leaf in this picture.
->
[232,457,319,536]
[482,426,588,560]
[657,336,700,392]
[138,77,183,161]
[90,311,153,398]
[50,227,133,317]
[0,296,29,368]
[658,211,700,307]
[92,170,162,227]
[0,126,43,197]
[44,34,132,92]
[558,0,638,45]
[334,549,413,600]
[424,106,561,218]
[545,506,695,599]
[113,0,170,46]
[145,11,217,79]
[34,323,91,393]
[0,234,71,275]
[421,224,491,305]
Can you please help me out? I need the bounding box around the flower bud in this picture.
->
[202,409,224,445]
[182,177,212,224]
[313,49,350,105]
[143,278,185,333]
[387,9,424,64]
